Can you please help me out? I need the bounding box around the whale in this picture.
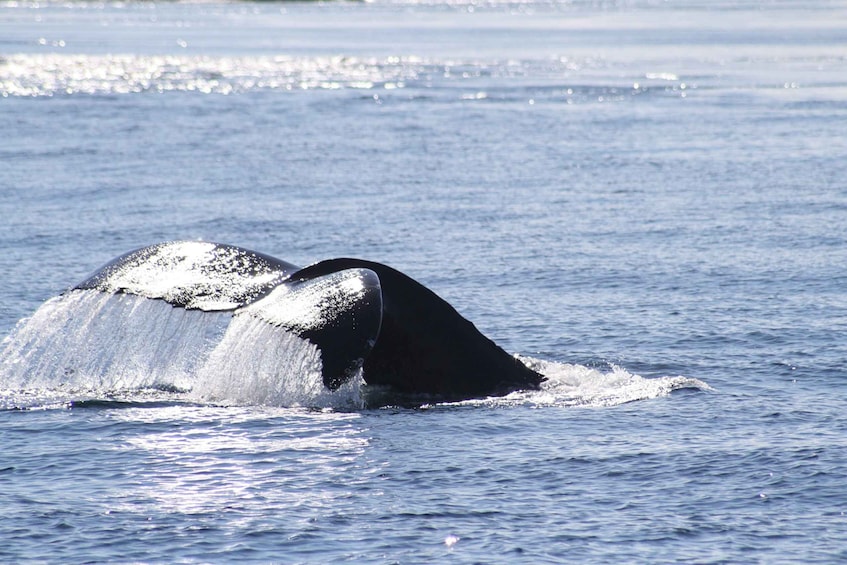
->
[74,241,545,400]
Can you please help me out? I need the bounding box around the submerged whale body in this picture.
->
[74,241,545,400]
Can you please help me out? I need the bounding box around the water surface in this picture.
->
[2,0,847,561]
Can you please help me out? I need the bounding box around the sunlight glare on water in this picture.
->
[116,406,370,516]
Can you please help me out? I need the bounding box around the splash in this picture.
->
[451,356,712,409]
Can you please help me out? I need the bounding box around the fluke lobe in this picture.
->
[76,241,545,400]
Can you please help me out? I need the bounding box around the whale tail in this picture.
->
[292,259,546,399]
[74,241,383,392]
[73,241,544,398]
[242,266,383,391]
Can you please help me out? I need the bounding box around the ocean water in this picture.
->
[2,0,847,562]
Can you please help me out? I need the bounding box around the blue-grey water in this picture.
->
[2,0,847,562]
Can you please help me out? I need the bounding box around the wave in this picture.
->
[0,290,709,411]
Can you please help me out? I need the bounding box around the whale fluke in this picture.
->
[74,241,545,399]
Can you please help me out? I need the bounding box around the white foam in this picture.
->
[452,355,712,408]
